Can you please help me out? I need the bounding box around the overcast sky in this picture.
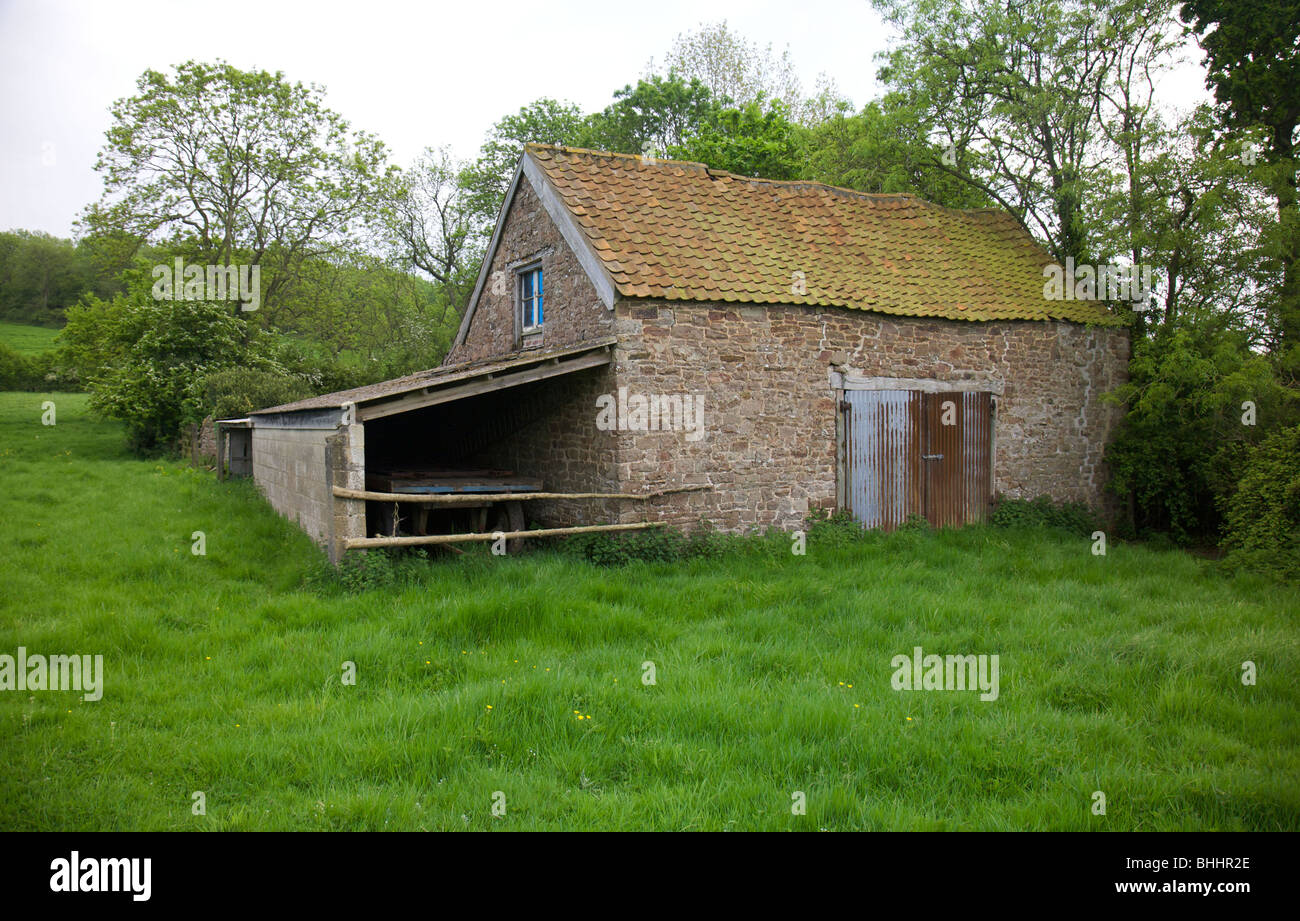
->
[0,0,1211,238]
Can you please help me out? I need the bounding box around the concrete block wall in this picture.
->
[252,426,336,548]
[253,422,367,559]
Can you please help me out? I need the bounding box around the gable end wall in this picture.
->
[448,178,612,365]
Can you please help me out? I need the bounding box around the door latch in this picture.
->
[922,454,944,461]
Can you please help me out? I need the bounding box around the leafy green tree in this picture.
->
[60,263,287,450]
[579,75,720,155]
[63,293,260,450]
[80,60,393,313]
[1104,318,1291,541]
[458,98,589,239]
[1091,105,1274,328]
[0,230,115,325]
[1219,423,1300,578]
[799,96,992,207]
[874,0,1182,265]
[274,250,459,379]
[669,99,803,179]
[1180,0,1300,374]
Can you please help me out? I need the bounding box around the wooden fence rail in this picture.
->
[345,521,665,550]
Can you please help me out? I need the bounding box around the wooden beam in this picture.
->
[356,348,611,422]
[332,484,711,504]
[345,520,665,550]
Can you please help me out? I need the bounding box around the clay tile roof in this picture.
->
[525,144,1122,325]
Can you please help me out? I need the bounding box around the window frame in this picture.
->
[517,263,544,335]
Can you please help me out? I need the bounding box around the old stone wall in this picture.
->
[442,179,1130,536]
[467,365,623,528]
[448,178,612,364]
[610,302,1129,532]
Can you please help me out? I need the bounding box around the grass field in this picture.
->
[0,391,1297,831]
[0,321,60,355]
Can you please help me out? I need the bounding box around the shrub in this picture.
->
[1219,424,1300,579]
[0,343,39,390]
[560,521,766,566]
[62,293,276,452]
[563,527,687,566]
[306,548,419,593]
[0,345,78,392]
[204,367,312,418]
[1102,322,1290,544]
[991,496,1100,536]
[802,510,869,547]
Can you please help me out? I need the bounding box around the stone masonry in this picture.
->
[608,302,1129,532]
[453,177,1130,534]
[448,179,613,364]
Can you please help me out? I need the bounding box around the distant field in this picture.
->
[0,321,60,355]
[0,392,1297,831]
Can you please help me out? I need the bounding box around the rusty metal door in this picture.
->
[921,391,992,527]
[843,389,991,529]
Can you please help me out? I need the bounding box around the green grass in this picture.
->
[0,321,60,355]
[1,391,1297,831]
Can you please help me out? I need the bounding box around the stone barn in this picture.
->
[245,144,1129,561]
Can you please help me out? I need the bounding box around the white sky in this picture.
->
[0,0,1211,238]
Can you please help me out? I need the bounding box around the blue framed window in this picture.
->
[519,266,543,332]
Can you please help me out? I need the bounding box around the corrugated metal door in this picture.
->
[843,389,991,529]
[842,390,923,529]
[921,391,992,527]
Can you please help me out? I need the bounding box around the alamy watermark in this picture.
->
[151,257,260,311]
[50,851,150,901]
[1043,257,1155,308]
[595,388,705,442]
[890,646,999,701]
[0,647,103,701]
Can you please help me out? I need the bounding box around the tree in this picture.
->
[579,75,719,155]
[382,147,479,316]
[1219,422,1300,579]
[669,99,804,179]
[1180,0,1300,373]
[873,0,1183,265]
[80,60,392,313]
[652,20,822,122]
[799,95,993,207]
[458,98,589,240]
[61,285,273,451]
[0,230,111,325]
[1091,105,1274,329]
[1103,317,1285,541]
